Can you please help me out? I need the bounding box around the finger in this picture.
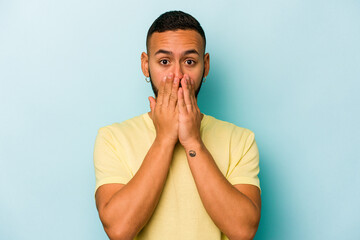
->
[189,78,196,106]
[148,96,156,113]
[162,73,174,107]
[175,99,179,117]
[191,78,200,112]
[169,75,179,110]
[178,87,186,114]
[156,76,167,106]
[186,76,195,109]
[191,78,199,108]
[182,76,193,112]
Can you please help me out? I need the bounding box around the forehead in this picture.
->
[148,30,204,55]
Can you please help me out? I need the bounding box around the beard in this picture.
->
[148,67,205,99]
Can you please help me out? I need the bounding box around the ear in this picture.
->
[204,53,210,77]
[141,52,149,77]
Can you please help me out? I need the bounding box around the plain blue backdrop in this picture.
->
[1,0,359,239]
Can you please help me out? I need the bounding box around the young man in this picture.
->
[93,11,261,240]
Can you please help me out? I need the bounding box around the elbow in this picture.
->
[104,225,133,240]
[99,211,135,240]
[234,226,258,240]
[232,212,260,240]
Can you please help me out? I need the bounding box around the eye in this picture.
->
[185,59,195,65]
[160,59,169,65]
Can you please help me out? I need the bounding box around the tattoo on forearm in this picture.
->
[189,150,196,157]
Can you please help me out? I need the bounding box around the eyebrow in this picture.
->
[154,49,200,56]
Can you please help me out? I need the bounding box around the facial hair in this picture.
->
[148,67,205,99]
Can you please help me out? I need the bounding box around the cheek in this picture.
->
[188,63,204,79]
[149,60,170,74]
[149,64,166,83]
[188,72,203,87]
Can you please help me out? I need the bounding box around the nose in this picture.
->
[173,62,183,80]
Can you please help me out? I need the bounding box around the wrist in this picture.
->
[154,136,177,148]
[182,138,204,151]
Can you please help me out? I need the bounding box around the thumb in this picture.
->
[148,96,156,113]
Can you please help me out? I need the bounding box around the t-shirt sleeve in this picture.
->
[227,128,261,193]
[93,126,132,194]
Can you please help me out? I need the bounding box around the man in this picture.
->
[93,10,261,240]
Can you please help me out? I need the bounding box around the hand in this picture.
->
[177,74,203,148]
[148,73,180,145]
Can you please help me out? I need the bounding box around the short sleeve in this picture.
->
[93,127,132,194]
[227,129,261,193]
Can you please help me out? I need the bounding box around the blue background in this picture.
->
[1,1,359,239]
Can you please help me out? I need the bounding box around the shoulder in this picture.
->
[204,114,255,139]
[96,113,150,138]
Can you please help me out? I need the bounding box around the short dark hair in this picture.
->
[146,11,206,54]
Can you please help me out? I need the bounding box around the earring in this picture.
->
[202,76,207,83]
[145,76,150,83]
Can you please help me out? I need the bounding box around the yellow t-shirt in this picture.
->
[93,112,260,240]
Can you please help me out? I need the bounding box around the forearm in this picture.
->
[100,138,175,239]
[185,141,260,240]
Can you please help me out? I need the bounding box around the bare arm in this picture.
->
[178,75,261,240]
[95,74,180,239]
[184,142,261,240]
[95,138,176,239]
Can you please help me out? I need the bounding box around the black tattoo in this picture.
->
[189,150,196,157]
